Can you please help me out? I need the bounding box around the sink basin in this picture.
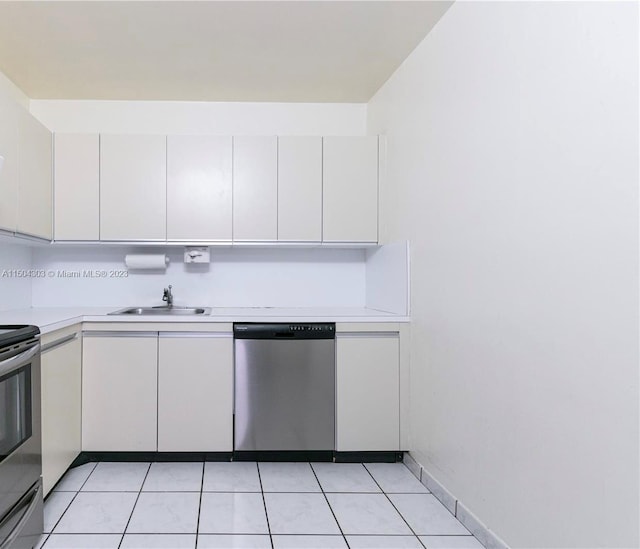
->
[109,306,211,316]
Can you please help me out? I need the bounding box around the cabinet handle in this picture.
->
[83,331,157,338]
[158,332,232,338]
[336,332,399,338]
[41,333,78,353]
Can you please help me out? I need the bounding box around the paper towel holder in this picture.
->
[124,254,170,271]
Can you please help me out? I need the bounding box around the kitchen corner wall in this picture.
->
[368,2,639,548]
[0,241,33,311]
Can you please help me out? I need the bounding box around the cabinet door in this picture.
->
[233,136,277,240]
[278,136,322,241]
[167,135,232,241]
[54,134,99,241]
[41,332,81,495]
[158,334,233,451]
[0,98,19,232]
[336,334,400,451]
[17,110,52,239]
[82,334,158,451]
[323,136,378,243]
[100,135,166,240]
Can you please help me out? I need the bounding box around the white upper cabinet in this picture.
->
[17,110,52,239]
[0,99,19,233]
[323,136,378,243]
[54,134,99,241]
[100,134,166,241]
[167,135,232,241]
[277,136,322,241]
[48,132,380,245]
[233,136,277,240]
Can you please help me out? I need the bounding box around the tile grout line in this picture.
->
[117,463,152,549]
[256,463,275,549]
[362,464,428,549]
[195,460,205,549]
[44,495,76,542]
[48,461,475,547]
[77,462,99,492]
[44,461,100,544]
[309,462,351,549]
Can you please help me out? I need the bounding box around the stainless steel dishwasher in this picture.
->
[234,323,335,456]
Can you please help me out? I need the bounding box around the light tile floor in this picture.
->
[37,461,484,549]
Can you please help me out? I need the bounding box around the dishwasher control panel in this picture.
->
[234,323,335,339]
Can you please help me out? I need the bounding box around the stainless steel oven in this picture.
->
[0,326,42,549]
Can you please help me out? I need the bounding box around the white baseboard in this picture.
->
[403,451,422,480]
[419,464,457,515]
[403,452,510,549]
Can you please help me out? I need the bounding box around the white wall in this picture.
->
[0,241,32,311]
[29,100,366,135]
[368,2,639,548]
[31,247,366,308]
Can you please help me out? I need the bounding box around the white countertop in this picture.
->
[0,307,410,335]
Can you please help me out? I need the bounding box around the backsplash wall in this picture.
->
[31,246,366,308]
[0,241,33,311]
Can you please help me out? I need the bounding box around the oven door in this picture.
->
[0,340,41,525]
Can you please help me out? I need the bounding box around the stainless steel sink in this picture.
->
[109,306,211,316]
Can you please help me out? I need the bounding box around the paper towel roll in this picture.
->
[125,254,169,270]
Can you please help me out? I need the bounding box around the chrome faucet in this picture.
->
[162,285,173,307]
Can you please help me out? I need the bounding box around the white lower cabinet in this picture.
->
[81,329,234,453]
[82,334,158,451]
[41,328,82,495]
[158,334,233,451]
[336,334,400,452]
[79,325,400,455]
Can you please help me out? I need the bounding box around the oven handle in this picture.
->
[0,482,41,549]
[0,344,40,378]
